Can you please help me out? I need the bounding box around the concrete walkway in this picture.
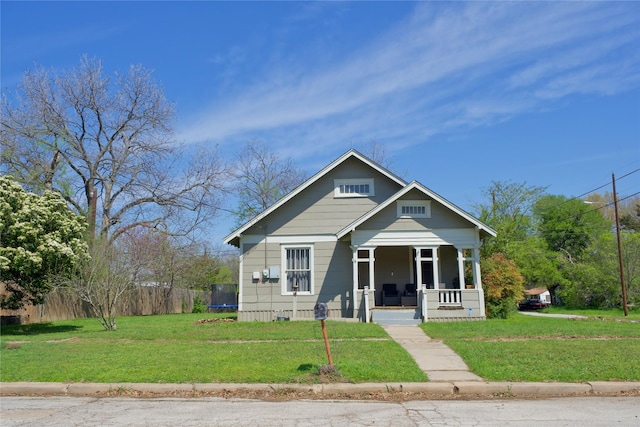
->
[383,325,483,382]
[518,311,588,319]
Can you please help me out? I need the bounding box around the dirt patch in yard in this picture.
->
[195,318,236,324]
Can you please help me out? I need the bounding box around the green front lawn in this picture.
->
[422,313,640,382]
[0,314,426,384]
[2,312,638,384]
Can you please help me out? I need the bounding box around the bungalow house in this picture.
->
[224,149,496,323]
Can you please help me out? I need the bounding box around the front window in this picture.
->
[282,245,313,295]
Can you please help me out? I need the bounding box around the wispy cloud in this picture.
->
[178,2,640,156]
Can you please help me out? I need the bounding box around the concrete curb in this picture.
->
[2,381,639,398]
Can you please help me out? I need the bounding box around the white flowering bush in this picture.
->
[0,176,88,309]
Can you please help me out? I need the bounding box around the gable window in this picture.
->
[334,179,374,198]
[282,245,314,295]
[397,200,431,218]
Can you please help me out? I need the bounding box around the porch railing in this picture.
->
[438,290,462,306]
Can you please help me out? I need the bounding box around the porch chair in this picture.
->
[402,283,417,306]
[404,283,417,296]
[382,283,400,306]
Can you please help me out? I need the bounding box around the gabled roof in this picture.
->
[337,180,497,239]
[224,149,407,246]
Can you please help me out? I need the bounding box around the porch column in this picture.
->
[473,247,486,317]
[432,247,440,290]
[351,246,359,319]
[472,247,480,288]
[414,248,423,291]
[368,248,375,292]
[456,248,465,289]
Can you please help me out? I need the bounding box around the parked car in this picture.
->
[518,299,550,311]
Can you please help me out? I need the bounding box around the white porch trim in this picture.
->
[351,229,479,247]
[351,246,376,320]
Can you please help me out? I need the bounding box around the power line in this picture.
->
[583,191,640,215]
[527,167,640,217]
[571,168,639,203]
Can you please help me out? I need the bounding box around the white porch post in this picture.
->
[368,248,375,293]
[473,247,486,317]
[414,248,426,321]
[456,248,465,289]
[472,247,480,287]
[238,251,244,312]
[414,248,423,290]
[351,246,359,319]
[415,247,439,321]
[364,286,370,323]
[364,248,375,322]
[432,247,440,290]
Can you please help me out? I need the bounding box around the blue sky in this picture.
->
[2,1,639,241]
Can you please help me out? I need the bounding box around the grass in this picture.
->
[2,311,639,384]
[540,306,640,320]
[421,312,640,382]
[0,313,426,384]
[0,313,389,342]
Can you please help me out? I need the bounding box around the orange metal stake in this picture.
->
[320,319,333,366]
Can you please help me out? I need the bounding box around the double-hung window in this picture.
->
[282,245,313,295]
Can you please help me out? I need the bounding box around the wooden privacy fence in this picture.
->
[0,284,208,325]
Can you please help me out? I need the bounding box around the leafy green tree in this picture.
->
[558,234,620,308]
[180,250,234,290]
[534,195,611,260]
[481,253,525,319]
[620,201,640,232]
[0,176,88,309]
[556,229,639,309]
[507,238,569,305]
[620,232,640,306]
[475,180,547,257]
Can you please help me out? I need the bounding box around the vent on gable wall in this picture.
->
[397,200,431,218]
[334,178,375,198]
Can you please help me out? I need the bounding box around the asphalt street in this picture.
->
[2,396,639,426]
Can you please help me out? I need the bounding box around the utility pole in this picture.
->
[612,173,628,316]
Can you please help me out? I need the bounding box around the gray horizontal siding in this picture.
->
[361,190,474,232]
[243,157,403,236]
[240,240,355,317]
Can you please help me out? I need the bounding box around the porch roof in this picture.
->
[337,181,497,239]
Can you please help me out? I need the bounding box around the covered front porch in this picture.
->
[350,243,486,323]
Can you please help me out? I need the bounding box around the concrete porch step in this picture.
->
[371,308,421,326]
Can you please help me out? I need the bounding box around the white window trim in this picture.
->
[397,200,431,218]
[281,244,314,295]
[334,178,375,198]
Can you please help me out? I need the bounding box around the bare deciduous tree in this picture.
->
[232,140,307,226]
[1,56,227,242]
[65,238,134,330]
